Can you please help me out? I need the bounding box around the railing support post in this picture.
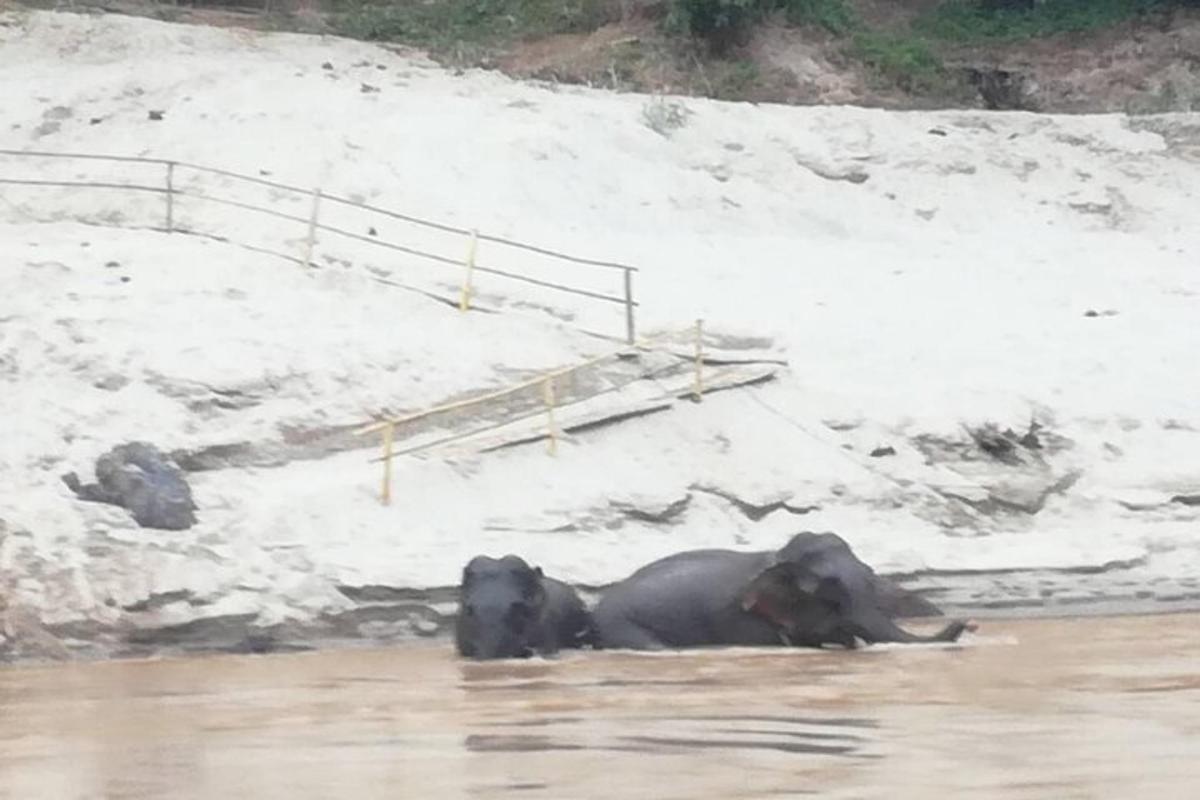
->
[381,421,395,506]
[460,229,479,312]
[623,267,635,345]
[164,161,175,233]
[303,187,322,268]
[543,377,558,456]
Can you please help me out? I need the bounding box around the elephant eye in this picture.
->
[464,604,477,618]
[506,602,534,625]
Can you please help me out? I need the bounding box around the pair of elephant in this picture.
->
[455,532,973,660]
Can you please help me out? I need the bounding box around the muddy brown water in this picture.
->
[2,614,1198,799]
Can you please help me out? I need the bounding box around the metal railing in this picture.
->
[0,148,641,341]
[355,322,708,505]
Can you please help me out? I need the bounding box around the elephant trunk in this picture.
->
[849,606,971,645]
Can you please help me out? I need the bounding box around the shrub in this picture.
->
[851,31,944,92]
[780,0,858,35]
[332,0,614,46]
[916,0,1174,42]
[666,0,762,53]
[666,0,857,53]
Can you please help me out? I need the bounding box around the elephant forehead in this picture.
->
[464,570,530,598]
[465,578,514,597]
[465,554,534,574]
[465,555,502,571]
[778,532,853,560]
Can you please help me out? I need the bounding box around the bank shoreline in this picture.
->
[6,580,1199,667]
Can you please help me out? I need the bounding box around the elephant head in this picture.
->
[740,532,971,648]
[455,555,548,660]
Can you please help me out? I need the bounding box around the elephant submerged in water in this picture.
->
[455,555,594,660]
[593,532,972,651]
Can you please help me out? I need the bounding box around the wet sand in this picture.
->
[2,613,1197,799]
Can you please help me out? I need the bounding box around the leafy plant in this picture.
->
[665,0,761,53]
[780,0,858,35]
[665,0,858,52]
[915,0,1173,42]
[332,0,613,47]
[851,31,945,92]
[641,96,693,136]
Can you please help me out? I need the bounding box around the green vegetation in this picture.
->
[664,0,944,90]
[849,31,944,93]
[665,0,858,53]
[332,0,613,48]
[667,0,1195,89]
[332,0,866,59]
[780,0,858,35]
[708,58,763,98]
[326,0,1197,101]
[672,0,859,43]
[915,0,1178,42]
[663,0,759,54]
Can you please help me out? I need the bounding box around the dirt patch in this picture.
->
[941,10,1200,113]
[495,20,667,88]
[750,24,865,105]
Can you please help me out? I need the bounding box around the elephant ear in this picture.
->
[519,565,547,609]
[460,556,487,589]
[740,563,847,630]
[740,563,814,627]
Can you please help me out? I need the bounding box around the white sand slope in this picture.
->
[1,10,1199,641]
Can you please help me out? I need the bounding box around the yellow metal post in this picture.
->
[543,377,558,456]
[381,421,395,505]
[459,229,479,312]
[693,318,704,401]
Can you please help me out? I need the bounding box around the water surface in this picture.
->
[2,614,1197,798]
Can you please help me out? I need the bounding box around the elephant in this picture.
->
[62,442,197,530]
[455,555,595,660]
[593,532,972,651]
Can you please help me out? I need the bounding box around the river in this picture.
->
[2,613,1197,798]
